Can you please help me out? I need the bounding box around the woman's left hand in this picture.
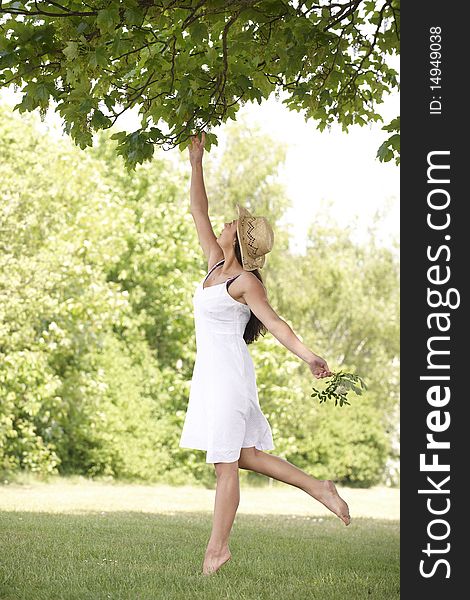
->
[308,354,333,379]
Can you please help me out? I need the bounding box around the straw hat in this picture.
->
[236,204,274,271]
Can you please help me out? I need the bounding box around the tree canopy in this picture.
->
[0,0,400,170]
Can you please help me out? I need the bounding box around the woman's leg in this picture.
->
[238,447,350,525]
[202,460,239,575]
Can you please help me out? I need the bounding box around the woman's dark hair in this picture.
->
[234,234,267,345]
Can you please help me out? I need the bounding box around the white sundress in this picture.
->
[179,259,275,463]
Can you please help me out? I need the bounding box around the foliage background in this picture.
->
[0,102,399,488]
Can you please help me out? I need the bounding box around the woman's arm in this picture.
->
[190,161,209,215]
[240,273,333,378]
[188,132,223,264]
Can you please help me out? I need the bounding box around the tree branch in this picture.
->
[324,0,362,31]
[0,0,97,17]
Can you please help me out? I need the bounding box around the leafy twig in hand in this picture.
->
[311,370,367,407]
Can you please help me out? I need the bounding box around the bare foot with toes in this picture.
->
[318,480,351,526]
[202,546,232,575]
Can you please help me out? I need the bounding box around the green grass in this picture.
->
[0,510,399,600]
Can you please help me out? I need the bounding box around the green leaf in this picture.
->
[90,109,112,129]
[235,74,253,92]
[382,116,400,132]
[125,7,144,27]
[376,140,391,162]
[63,42,79,62]
[189,21,208,44]
[388,133,400,151]
[329,70,342,87]
[110,131,127,141]
[96,7,120,34]
[89,47,108,69]
[35,83,50,103]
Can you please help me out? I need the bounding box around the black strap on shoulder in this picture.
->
[226,273,241,290]
[208,259,224,273]
[205,259,224,279]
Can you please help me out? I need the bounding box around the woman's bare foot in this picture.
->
[317,480,351,526]
[202,545,232,575]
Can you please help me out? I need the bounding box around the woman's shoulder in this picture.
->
[236,270,266,292]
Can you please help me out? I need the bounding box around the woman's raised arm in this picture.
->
[189,132,223,264]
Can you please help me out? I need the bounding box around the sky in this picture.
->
[243,90,400,254]
[1,73,399,256]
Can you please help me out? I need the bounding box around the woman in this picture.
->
[179,131,350,576]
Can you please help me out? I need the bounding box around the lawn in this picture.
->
[0,479,399,599]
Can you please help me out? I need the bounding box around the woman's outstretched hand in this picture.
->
[189,131,205,166]
[308,354,333,379]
